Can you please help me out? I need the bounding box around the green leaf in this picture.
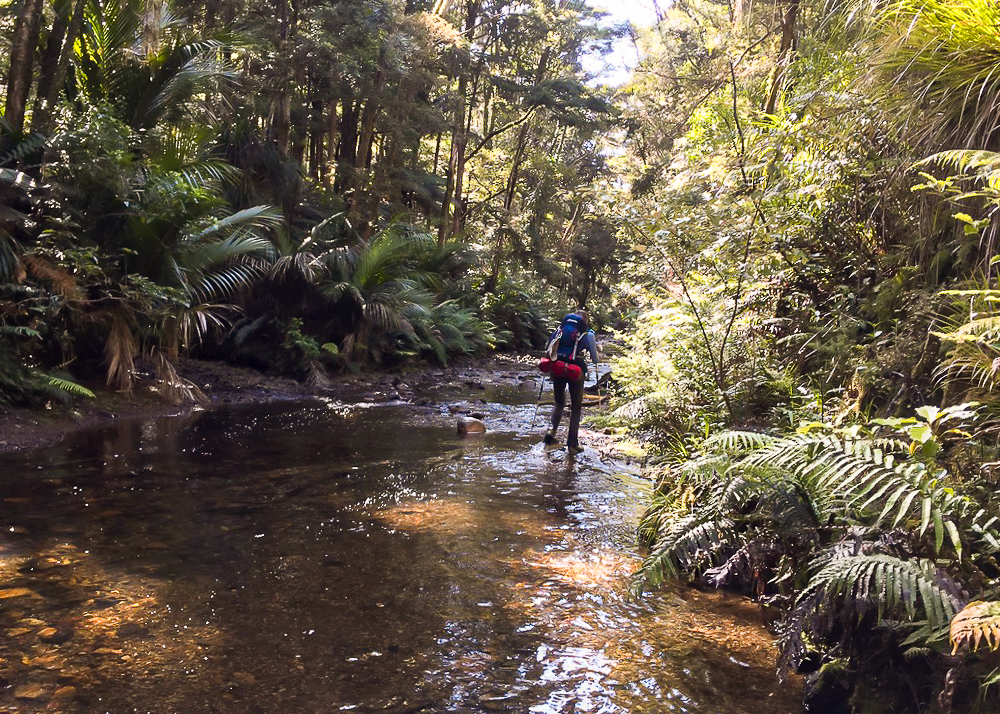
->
[915,406,941,423]
[908,423,934,443]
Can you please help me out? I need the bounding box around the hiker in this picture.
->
[542,310,598,454]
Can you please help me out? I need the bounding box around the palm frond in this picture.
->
[103,301,139,391]
[917,149,1000,180]
[192,262,264,302]
[0,133,46,167]
[0,167,38,192]
[189,205,281,241]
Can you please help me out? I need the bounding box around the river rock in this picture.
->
[457,417,486,435]
[14,683,47,700]
[39,626,73,644]
[53,685,78,701]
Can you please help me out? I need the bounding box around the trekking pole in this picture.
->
[530,376,546,431]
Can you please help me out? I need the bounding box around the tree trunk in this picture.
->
[335,99,359,195]
[486,45,550,292]
[4,0,45,134]
[326,99,340,187]
[33,0,88,134]
[763,0,799,115]
[271,90,291,152]
[356,94,380,171]
[310,99,324,181]
[438,0,481,244]
[503,46,549,212]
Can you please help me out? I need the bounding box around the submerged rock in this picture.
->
[457,417,486,435]
[14,683,47,700]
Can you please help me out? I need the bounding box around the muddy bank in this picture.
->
[0,354,616,456]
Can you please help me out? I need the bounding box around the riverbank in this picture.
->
[0,354,626,456]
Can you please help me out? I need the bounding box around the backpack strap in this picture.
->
[546,327,562,360]
[568,329,583,362]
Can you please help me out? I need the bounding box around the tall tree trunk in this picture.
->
[335,99,359,195]
[763,0,799,115]
[486,45,550,293]
[271,91,291,151]
[432,132,442,174]
[326,99,340,187]
[4,0,45,134]
[356,94,380,171]
[356,47,385,174]
[502,46,549,212]
[438,0,480,245]
[32,0,88,134]
[310,99,324,180]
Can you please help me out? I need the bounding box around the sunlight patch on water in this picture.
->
[523,551,635,590]
[369,497,555,542]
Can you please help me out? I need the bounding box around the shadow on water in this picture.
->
[0,388,801,713]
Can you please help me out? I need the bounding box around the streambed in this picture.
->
[0,374,801,713]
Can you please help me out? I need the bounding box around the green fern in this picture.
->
[799,554,965,631]
[632,514,737,592]
[737,431,990,558]
[703,429,776,452]
[44,376,96,400]
[779,553,968,674]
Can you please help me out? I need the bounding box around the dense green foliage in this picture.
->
[1,0,620,401]
[609,0,1000,710]
[6,0,1000,708]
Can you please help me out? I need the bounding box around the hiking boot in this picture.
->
[568,444,584,455]
[542,430,558,446]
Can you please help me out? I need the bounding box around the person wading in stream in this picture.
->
[542,310,598,455]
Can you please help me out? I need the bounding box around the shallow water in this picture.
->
[0,384,800,713]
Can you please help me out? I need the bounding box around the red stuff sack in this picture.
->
[539,357,583,381]
[549,360,582,381]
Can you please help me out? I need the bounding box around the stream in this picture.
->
[0,371,801,713]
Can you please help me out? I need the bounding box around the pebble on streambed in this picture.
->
[457,417,486,435]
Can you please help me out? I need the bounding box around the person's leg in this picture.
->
[566,375,585,449]
[546,377,567,443]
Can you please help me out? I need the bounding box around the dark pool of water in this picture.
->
[0,387,800,713]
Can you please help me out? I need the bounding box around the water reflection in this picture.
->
[0,394,800,713]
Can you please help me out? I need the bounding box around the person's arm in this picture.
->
[585,331,598,377]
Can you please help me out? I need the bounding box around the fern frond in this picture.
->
[0,325,41,338]
[736,431,973,557]
[44,375,96,399]
[632,514,737,593]
[800,554,965,631]
[950,601,1000,654]
[703,429,776,452]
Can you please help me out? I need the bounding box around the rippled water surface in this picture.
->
[0,384,800,713]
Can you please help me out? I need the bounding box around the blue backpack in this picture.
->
[548,313,586,362]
